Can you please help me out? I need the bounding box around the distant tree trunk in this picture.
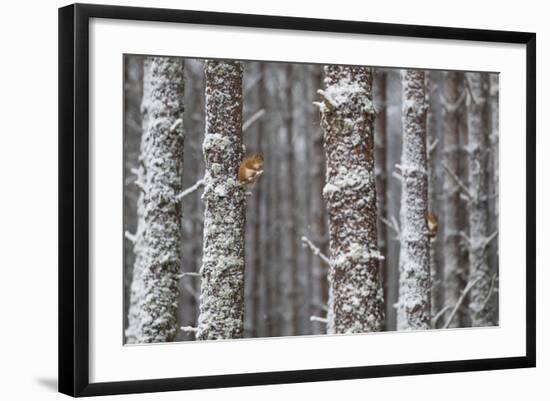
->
[126,57,185,343]
[196,60,246,340]
[178,59,205,341]
[466,72,496,327]
[123,55,143,341]
[442,71,464,327]
[397,69,431,331]
[425,71,444,324]
[265,64,282,337]
[282,64,299,336]
[373,69,388,329]
[488,74,499,323]
[311,66,329,333]
[125,59,149,344]
[319,65,385,334]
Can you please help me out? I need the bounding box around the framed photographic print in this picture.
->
[58,3,536,397]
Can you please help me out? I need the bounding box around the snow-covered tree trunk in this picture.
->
[466,72,496,327]
[196,60,247,340]
[126,57,185,343]
[397,70,431,331]
[442,71,464,327]
[374,70,388,328]
[319,65,385,334]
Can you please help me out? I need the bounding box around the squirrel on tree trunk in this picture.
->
[238,152,264,185]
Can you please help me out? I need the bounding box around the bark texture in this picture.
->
[126,57,185,343]
[319,65,385,334]
[397,70,431,331]
[196,60,247,340]
[466,72,497,327]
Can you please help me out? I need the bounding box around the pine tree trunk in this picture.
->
[126,57,185,343]
[466,72,496,327]
[442,71,464,327]
[196,60,246,340]
[397,69,431,331]
[319,65,385,334]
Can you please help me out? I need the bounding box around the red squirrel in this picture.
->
[425,211,438,239]
[238,152,264,185]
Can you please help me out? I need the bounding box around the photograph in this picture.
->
[122,55,500,344]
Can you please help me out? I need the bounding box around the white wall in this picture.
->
[0,0,546,399]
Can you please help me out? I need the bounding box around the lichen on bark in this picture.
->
[319,65,385,334]
[126,56,185,343]
[397,69,431,331]
[196,60,247,340]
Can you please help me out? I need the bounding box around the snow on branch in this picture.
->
[242,108,265,132]
[176,178,205,200]
[301,236,331,266]
[180,326,198,333]
[178,272,201,279]
[443,163,473,200]
[124,230,137,243]
[170,118,183,133]
[134,180,147,193]
[310,316,328,324]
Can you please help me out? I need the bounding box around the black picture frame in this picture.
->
[59,3,536,397]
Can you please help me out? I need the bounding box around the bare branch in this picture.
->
[379,216,401,238]
[443,276,483,329]
[440,89,467,112]
[392,171,403,181]
[428,138,439,155]
[301,236,331,266]
[391,215,401,235]
[432,305,451,328]
[483,230,499,250]
[443,163,472,200]
[478,273,498,312]
[242,109,265,132]
[176,178,205,200]
[459,231,471,248]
